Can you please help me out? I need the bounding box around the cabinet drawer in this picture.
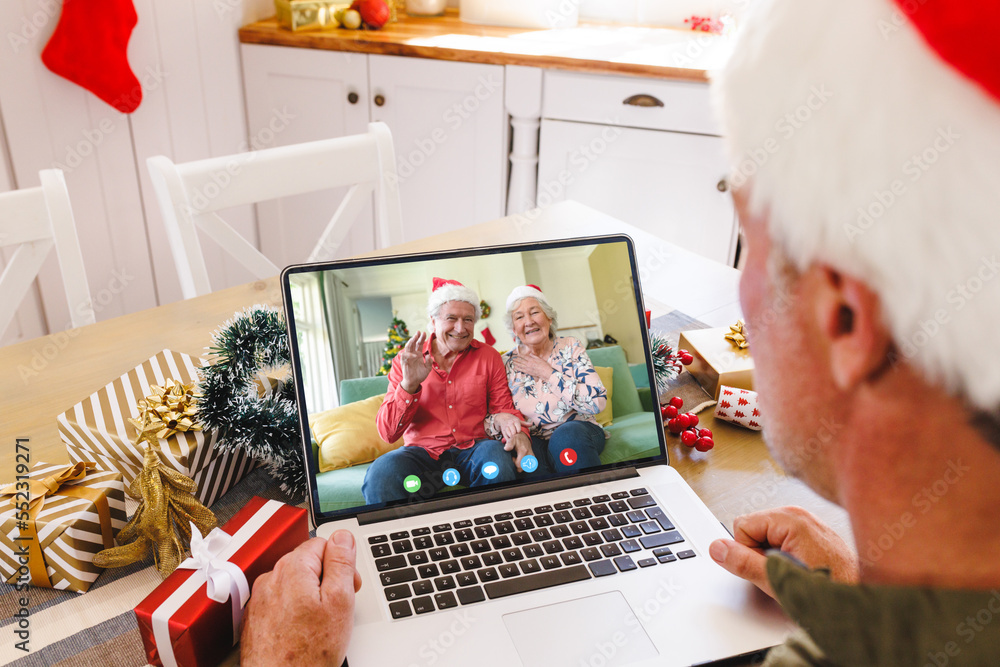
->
[543,71,720,136]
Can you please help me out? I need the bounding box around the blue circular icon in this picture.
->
[521,455,538,473]
[481,461,500,480]
[442,468,461,486]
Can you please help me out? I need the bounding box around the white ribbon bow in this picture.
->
[179,523,251,646]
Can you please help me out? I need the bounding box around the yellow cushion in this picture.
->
[310,395,403,472]
[593,366,614,427]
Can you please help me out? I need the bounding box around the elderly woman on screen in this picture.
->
[487,285,608,474]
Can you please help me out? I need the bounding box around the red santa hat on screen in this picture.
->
[426,277,481,322]
[713,0,1000,412]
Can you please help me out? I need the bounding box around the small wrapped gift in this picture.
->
[678,327,754,399]
[0,462,126,593]
[58,349,255,507]
[275,0,346,31]
[714,386,763,430]
[135,497,308,667]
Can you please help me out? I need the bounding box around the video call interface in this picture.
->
[284,239,665,519]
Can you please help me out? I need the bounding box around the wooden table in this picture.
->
[0,201,849,542]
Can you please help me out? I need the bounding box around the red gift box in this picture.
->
[134,497,309,667]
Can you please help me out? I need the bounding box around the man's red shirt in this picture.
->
[376,335,528,459]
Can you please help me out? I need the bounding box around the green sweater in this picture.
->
[764,554,1000,666]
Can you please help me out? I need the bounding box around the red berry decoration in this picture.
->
[687,413,699,427]
[680,430,698,447]
[698,428,713,438]
[678,350,694,365]
[677,413,692,429]
[669,396,684,409]
[695,437,715,452]
[662,405,678,419]
[667,418,684,434]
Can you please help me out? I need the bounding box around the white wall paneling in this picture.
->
[0,0,277,343]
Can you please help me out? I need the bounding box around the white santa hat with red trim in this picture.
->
[713,0,1000,412]
[505,284,548,313]
[426,277,481,324]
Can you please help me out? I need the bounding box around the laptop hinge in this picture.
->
[357,467,641,526]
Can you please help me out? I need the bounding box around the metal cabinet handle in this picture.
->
[717,178,728,192]
[374,94,386,107]
[348,92,359,104]
[623,94,664,108]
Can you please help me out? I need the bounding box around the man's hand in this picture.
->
[709,506,858,599]
[398,331,432,394]
[511,351,554,380]
[241,530,363,667]
[492,412,528,442]
[503,432,535,472]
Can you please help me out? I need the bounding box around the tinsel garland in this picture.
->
[197,306,305,498]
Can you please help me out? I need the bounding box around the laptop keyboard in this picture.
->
[367,488,696,619]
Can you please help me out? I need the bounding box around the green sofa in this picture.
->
[312,345,658,513]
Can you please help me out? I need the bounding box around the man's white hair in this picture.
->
[713,0,1000,412]
[426,283,481,328]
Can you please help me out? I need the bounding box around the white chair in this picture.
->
[147,122,404,299]
[0,169,95,337]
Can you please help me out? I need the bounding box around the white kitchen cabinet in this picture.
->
[537,71,737,265]
[368,55,507,242]
[241,45,507,255]
[242,45,374,263]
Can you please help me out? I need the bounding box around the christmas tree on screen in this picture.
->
[378,315,410,375]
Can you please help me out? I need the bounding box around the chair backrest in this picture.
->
[0,169,94,337]
[147,121,404,299]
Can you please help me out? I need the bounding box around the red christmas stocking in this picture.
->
[480,326,497,346]
[41,0,142,113]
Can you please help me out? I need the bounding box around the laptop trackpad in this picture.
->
[502,591,659,667]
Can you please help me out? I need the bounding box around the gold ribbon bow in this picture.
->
[1,462,115,588]
[127,379,202,442]
[724,319,749,350]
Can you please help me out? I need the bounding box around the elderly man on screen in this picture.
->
[241,0,1000,664]
[359,278,534,505]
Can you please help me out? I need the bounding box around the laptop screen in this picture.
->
[283,235,667,522]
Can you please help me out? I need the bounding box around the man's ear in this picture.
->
[813,266,893,391]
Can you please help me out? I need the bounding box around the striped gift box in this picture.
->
[0,462,126,593]
[57,349,255,507]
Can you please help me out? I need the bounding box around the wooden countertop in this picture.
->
[239,9,733,81]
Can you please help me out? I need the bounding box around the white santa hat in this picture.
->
[426,277,481,324]
[505,284,548,313]
[713,0,1000,413]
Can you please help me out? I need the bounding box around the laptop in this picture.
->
[281,235,791,667]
